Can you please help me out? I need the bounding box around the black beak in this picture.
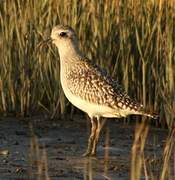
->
[35,37,58,59]
[43,37,52,44]
[36,38,52,50]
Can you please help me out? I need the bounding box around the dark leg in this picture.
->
[91,118,106,156]
[83,117,97,157]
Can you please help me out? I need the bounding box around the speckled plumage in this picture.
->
[51,25,157,156]
[64,58,143,115]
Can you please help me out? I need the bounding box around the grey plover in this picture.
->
[50,25,157,156]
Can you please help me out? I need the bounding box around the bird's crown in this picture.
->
[51,25,76,41]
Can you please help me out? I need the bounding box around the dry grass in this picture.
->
[131,122,175,180]
[29,124,50,180]
[0,0,175,128]
[131,121,149,180]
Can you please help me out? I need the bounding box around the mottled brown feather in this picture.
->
[65,58,144,113]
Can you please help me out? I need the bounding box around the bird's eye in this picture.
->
[59,32,67,37]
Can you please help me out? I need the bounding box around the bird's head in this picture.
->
[51,25,78,49]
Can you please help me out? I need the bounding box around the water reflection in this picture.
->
[83,126,111,180]
[29,123,50,180]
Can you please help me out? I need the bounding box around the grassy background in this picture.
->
[0,0,175,128]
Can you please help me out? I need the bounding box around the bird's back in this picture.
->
[62,58,150,118]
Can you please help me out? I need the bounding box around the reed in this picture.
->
[131,122,175,179]
[0,0,174,128]
[131,121,149,180]
[29,124,50,180]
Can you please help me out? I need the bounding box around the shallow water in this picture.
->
[0,116,169,179]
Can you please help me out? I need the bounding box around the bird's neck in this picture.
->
[58,43,83,65]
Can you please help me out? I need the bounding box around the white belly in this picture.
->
[61,80,121,118]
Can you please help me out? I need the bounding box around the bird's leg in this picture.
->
[83,117,97,157]
[91,118,106,156]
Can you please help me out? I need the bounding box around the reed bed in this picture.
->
[0,0,175,128]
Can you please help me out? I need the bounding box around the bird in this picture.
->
[50,25,157,157]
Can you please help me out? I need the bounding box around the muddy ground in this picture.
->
[0,115,169,180]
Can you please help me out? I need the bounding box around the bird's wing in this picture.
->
[66,58,144,112]
[86,59,145,112]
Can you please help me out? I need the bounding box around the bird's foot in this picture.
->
[82,151,96,157]
[82,151,91,157]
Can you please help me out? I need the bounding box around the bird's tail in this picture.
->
[142,112,158,119]
[139,107,158,119]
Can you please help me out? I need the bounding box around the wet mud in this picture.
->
[0,116,168,179]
